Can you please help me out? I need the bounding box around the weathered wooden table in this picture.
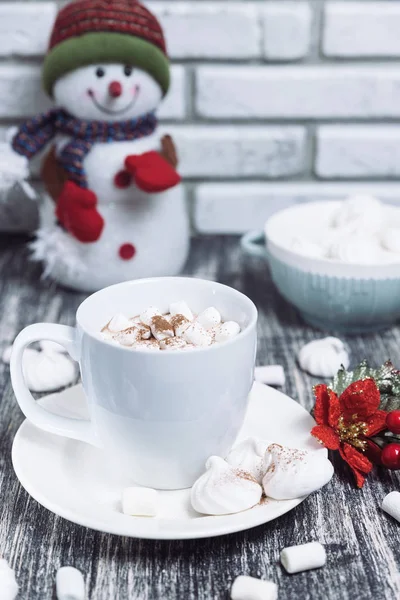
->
[1,234,400,600]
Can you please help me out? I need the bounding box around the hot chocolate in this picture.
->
[101,301,241,351]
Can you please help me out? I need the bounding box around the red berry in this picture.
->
[386,410,400,434]
[381,443,400,470]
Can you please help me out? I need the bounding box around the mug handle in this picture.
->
[10,323,98,446]
[241,230,269,260]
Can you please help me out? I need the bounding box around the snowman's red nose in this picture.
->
[109,81,123,98]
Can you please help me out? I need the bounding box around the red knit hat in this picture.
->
[43,0,170,97]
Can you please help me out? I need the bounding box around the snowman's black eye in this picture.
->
[96,67,105,78]
[124,66,133,77]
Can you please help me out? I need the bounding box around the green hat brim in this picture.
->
[43,32,170,97]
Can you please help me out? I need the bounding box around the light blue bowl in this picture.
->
[241,229,400,334]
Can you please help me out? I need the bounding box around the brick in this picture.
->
[159,66,186,120]
[0,65,51,118]
[150,1,260,59]
[316,126,400,179]
[159,125,306,178]
[196,65,400,120]
[324,2,400,57]
[261,2,312,61]
[194,183,400,234]
[0,2,56,56]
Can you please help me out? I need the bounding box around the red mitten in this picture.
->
[56,181,104,243]
[125,151,181,193]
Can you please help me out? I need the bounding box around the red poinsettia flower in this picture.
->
[311,379,387,488]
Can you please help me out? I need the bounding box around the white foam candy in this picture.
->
[107,313,131,332]
[196,307,222,330]
[150,316,174,342]
[382,228,400,254]
[280,542,326,574]
[382,491,400,523]
[22,348,77,393]
[170,314,191,337]
[56,566,85,600]
[113,327,141,347]
[183,322,213,347]
[191,456,262,516]
[140,306,161,326]
[290,237,326,259]
[160,337,189,351]
[215,321,241,343]
[298,337,349,378]
[0,559,18,600]
[254,365,285,387]
[327,235,384,265]
[122,487,158,517]
[226,438,271,484]
[332,194,384,235]
[231,576,278,600]
[169,301,194,322]
[262,444,334,500]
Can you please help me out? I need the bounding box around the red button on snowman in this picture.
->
[6,0,189,292]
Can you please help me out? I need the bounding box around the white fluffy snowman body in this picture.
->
[34,64,189,292]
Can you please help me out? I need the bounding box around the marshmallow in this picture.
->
[132,340,161,352]
[160,337,189,351]
[150,316,174,342]
[214,321,241,343]
[2,346,12,364]
[298,337,349,378]
[381,228,400,254]
[107,313,131,332]
[183,322,213,347]
[56,566,85,600]
[231,576,278,600]
[382,491,400,523]
[113,326,141,347]
[332,194,384,235]
[197,307,222,330]
[191,456,262,515]
[262,444,334,500]
[169,301,194,322]
[140,306,161,326]
[254,366,285,387]
[139,325,151,340]
[226,438,271,484]
[0,559,18,600]
[291,237,326,259]
[122,487,158,517]
[280,542,326,574]
[170,314,191,337]
[328,235,384,265]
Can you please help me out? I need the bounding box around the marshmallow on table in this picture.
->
[122,487,158,517]
[140,306,161,326]
[169,301,194,322]
[197,307,221,330]
[255,366,285,387]
[382,491,400,523]
[107,313,131,332]
[280,542,326,574]
[214,321,241,343]
[56,566,85,600]
[150,316,174,342]
[0,559,18,600]
[231,576,278,600]
[184,322,213,347]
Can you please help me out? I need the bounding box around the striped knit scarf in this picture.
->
[12,109,158,189]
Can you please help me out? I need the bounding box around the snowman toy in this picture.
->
[2,0,189,292]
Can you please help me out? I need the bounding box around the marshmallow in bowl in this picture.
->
[327,235,384,265]
[262,444,334,500]
[226,438,272,484]
[291,237,327,259]
[298,337,349,378]
[107,313,131,333]
[150,316,174,342]
[169,301,194,322]
[332,194,384,234]
[215,321,241,343]
[191,456,263,515]
[170,314,191,337]
[381,228,400,254]
[197,307,222,330]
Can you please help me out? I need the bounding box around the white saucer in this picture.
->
[12,382,324,540]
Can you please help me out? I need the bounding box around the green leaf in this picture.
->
[330,360,400,411]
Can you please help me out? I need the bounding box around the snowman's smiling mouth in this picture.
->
[87,88,140,116]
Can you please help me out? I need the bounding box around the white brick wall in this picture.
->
[1,0,400,234]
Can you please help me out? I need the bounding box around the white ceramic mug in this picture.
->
[11,277,257,490]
